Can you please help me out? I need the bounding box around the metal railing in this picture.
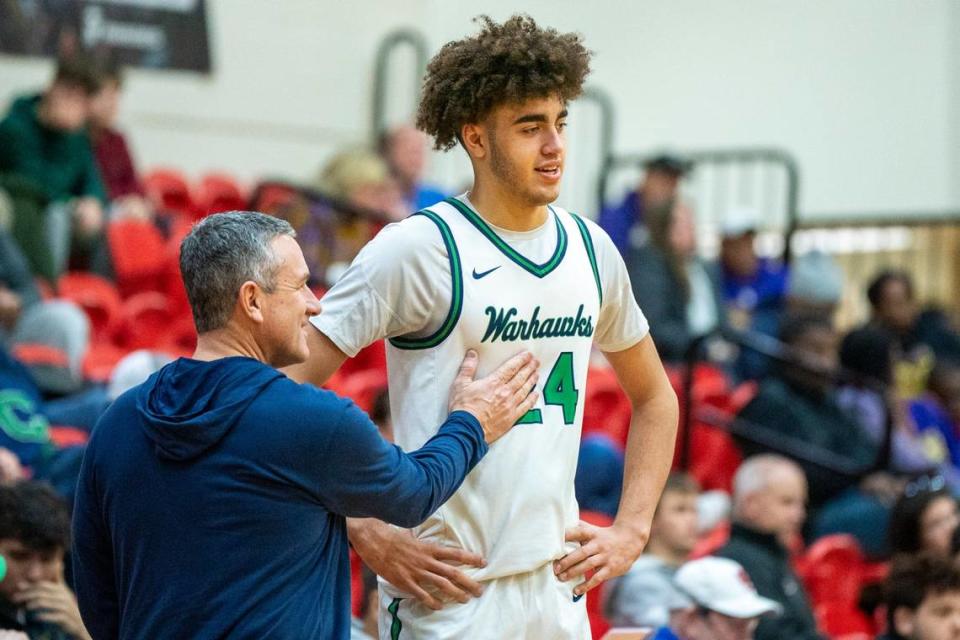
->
[599,147,801,262]
[371,28,430,141]
[678,327,892,480]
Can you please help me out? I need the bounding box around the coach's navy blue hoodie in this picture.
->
[72,357,487,640]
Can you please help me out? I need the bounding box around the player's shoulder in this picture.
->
[359,206,454,265]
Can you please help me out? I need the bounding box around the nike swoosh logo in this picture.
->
[472,266,501,279]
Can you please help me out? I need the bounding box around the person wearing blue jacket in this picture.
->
[71,211,539,640]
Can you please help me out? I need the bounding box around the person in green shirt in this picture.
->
[0,57,108,280]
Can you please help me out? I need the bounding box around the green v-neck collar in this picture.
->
[445,197,567,278]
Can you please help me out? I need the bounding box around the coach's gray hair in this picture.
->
[179,211,296,333]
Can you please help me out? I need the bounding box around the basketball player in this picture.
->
[290,15,678,639]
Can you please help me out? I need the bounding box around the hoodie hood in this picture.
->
[137,357,284,461]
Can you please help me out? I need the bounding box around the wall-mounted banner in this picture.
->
[0,0,211,73]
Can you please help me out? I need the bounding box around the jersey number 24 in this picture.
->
[515,352,579,426]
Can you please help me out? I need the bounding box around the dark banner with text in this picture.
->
[0,0,211,73]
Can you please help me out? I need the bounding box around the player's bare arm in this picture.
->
[283,325,348,386]
[553,334,678,596]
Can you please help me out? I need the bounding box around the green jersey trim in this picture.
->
[571,213,603,307]
[388,597,403,639]
[445,197,567,279]
[388,210,464,350]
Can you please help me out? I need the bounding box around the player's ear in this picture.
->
[461,122,487,161]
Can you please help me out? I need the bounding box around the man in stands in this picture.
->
[598,154,691,255]
[379,124,447,212]
[0,57,107,279]
[0,481,90,640]
[649,556,781,640]
[604,472,702,628]
[716,454,825,640]
[882,553,960,640]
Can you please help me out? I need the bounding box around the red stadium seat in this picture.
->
[107,219,173,298]
[251,183,298,215]
[800,534,865,607]
[339,340,387,378]
[144,168,195,218]
[82,342,128,383]
[814,602,873,639]
[582,366,631,448]
[57,272,122,343]
[49,425,90,447]
[337,369,388,414]
[196,173,247,216]
[112,292,173,351]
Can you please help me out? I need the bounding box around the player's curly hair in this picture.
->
[417,15,592,151]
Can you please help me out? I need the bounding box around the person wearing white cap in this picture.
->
[648,556,781,640]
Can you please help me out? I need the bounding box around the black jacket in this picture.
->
[716,523,825,640]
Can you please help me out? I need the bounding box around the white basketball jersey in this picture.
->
[385,197,604,582]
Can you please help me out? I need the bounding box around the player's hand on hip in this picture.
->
[553,520,650,597]
[349,518,486,610]
[449,349,540,445]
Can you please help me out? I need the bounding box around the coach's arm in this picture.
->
[553,334,678,596]
[286,326,503,610]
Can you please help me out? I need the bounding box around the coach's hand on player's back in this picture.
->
[449,349,540,444]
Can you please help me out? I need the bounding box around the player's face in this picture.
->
[259,236,321,368]
[895,593,960,640]
[485,95,567,207]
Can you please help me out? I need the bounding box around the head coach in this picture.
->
[71,211,539,639]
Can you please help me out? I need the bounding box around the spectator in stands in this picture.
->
[837,327,959,490]
[298,148,407,286]
[87,60,153,222]
[889,477,958,557]
[881,553,960,640]
[1,228,90,400]
[625,199,724,362]
[867,270,960,397]
[909,362,960,471]
[574,434,624,519]
[0,230,40,339]
[648,556,781,640]
[716,454,825,640]
[0,57,108,280]
[719,207,788,334]
[784,251,844,320]
[604,472,701,628]
[599,153,691,255]
[0,481,90,640]
[736,314,881,509]
[379,125,446,212]
[0,344,86,503]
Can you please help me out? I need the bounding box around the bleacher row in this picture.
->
[15,167,884,640]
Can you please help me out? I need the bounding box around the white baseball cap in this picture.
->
[673,557,783,619]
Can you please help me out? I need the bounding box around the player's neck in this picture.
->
[467,180,548,232]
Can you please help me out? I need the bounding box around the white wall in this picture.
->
[0,0,957,220]
[950,1,960,209]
